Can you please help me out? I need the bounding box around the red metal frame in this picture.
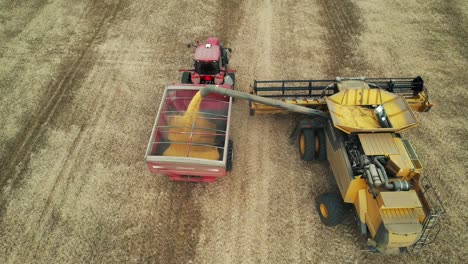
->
[146,85,233,182]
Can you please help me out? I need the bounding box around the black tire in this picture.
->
[226,140,234,172]
[249,100,255,116]
[221,48,229,66]
[181,72,191,84]
[226,73,236,103]
[316,193,345,227]
[228,73,236,89]
[352,207,367,235]
[315,129,327,161]
[299,128,326,161]
[299,129,314,161]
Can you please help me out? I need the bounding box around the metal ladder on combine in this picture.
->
[410,176,445,252]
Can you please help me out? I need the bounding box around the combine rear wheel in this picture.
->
[316,193,345,227]
[299,128,326,161]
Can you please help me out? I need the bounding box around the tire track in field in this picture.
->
[317,0,368,77]
[114,1,204,263]
[28,73,116,258]
[261,0,367,261]
[149,183,201,264]
[432,0,468,61]
[1,1,130,259]
[0,0,126,221]
[192,1,276,262]
[259,3,320,260]
[0,0,49,49]
[260,1,331,261]
[218,0,245,46]
[401,2,468,259]
[237,0,275,261]
[28,42,171,262]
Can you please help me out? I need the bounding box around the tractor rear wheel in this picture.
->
[316,193,345,227]
[299,128,326,161]
[181,72,191,84]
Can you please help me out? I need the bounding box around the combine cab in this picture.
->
[181,37,235,86]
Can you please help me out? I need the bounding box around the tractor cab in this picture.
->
[195,60,220,75]
[181,38,235,86]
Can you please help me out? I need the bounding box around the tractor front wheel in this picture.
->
[228,73,236,89]
[316,193,345,227]
[181,72,191,84]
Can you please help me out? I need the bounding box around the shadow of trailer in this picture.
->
[145,84,233,183]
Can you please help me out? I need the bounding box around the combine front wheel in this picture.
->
[299,128,326,161]
[299,129,314,161]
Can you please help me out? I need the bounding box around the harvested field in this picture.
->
[0,0,467,263]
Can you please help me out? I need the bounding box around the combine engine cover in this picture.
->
[342,132,426,252]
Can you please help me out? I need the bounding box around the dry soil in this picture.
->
[0,0,467,263]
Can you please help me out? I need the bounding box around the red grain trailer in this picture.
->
[145,84,233,182]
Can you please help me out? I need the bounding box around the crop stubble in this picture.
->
[0,0,467,263]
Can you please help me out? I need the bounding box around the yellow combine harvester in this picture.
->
[200,77,443,254]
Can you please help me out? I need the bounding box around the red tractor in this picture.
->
[181,37,235,86]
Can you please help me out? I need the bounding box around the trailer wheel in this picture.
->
[181,72,191,84]
[226,140,234,172]
[316,193,345,227]
[299,128,326,161]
